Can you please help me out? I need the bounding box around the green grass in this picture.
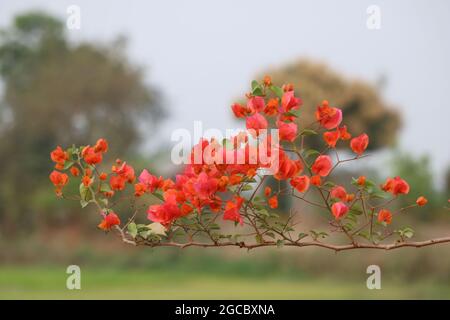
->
[1,266,449,299]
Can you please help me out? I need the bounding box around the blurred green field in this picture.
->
[1,266,449,299]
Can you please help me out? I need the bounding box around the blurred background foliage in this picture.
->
[0,11,449,299]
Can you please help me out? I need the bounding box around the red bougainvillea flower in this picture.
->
[194,172,218,199]
[311,155,333,177]
[338,125,352,140]
[247,96,265,114]
[290,175,310,193]
[139,169,164,193]
[110,175,126,191]
[50,146,69,166]
[323,130,340,148]
[268,195,278,209]
[350,133,369,155]
[264,186,272,197]
[99,172,108,180]
[331,202,349,220]
[377,209,392,224]
[112,162,135,183]
[277,120,298,142]
[381,176,410,196]
[331,186,348,201]
[81,146,102,165]
[147,193,182,225]
[280,91,301,113]
[357,176,366,186]
[223,196,245,225]
[49,171,69,193]
[98,211,121,231]
[94,138,108,153]
[416,196,428,206]
[315,100,343,130]
[231,103,248,118]
[246,112,268,136]
[310,175,322,186]
[70,166,80,177]
[264,98,279,116]
[274,152,303,180]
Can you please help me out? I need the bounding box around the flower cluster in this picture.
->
[49,77,433,250]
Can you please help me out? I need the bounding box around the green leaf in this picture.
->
[276,239,285,248]
[251,80,260,91]
[100,183,112,193]
[304,149,320,159]
[79,183,93,203]
[269,85,284,99]
[255,234,264,244]
[300,129,318,136]
[297,233,308,240]
[127,222,138,238]
[241,185,253,192]
[63,161,75,170]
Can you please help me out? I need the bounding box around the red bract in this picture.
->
[49,170,69,195]
[290,175,310,193]
[315,100,343,129]
[331,186,347,201]
[381,176,410,196]
[246,112,268,135]
[377,209,392,224]
[98,211,121,231]
[323,130,340,148]
[247,96,265,114]
[139,169,163,192]
[277,120,298,142]
[82,146,102,165]
[311,155,333,177]
[50,146,69,166]
[147,193,182,225]
[331,202,349,219]
[350,133,369,155]
[223,196,244,225]
[280,91,301,113]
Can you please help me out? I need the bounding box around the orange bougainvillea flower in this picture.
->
[82,175,92,187]
[274,155,303,180]
[82,146,102,165]
[377,209,392,224]
[277,120,298,142]
[331,202,349,220]
[49,170,69,188]
[311,155,333,177]
[381,176,410,196]
[134,183,147,197]
[50,146,69,166]
[315,100,343,130]
[264,186,272,197]
[350,133,369,155]
[357,176,366,186]
[110,175,126,191]
[310,175,322,186]
[223,196,245,225]
[98,211,121,231]
[247,96,265,114]
[331,186,347,201]
[268,195,278,209]
[323,130,340,148]
[94,138,108,153]
[263,75,272,87]
[264,98,279,116]
[229,174,243,185]
[416,196,428,206]
[338,125,352,140]
[231,103,249,118]
[70,166,80,177]
[99,172,108,181]
[290,175,310,193]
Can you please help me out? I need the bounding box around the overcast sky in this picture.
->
[1,0,449,184]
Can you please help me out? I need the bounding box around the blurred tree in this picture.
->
[257,59,401,150]
[0,12,164,231]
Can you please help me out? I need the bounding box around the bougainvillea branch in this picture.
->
[49,76,450,252]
